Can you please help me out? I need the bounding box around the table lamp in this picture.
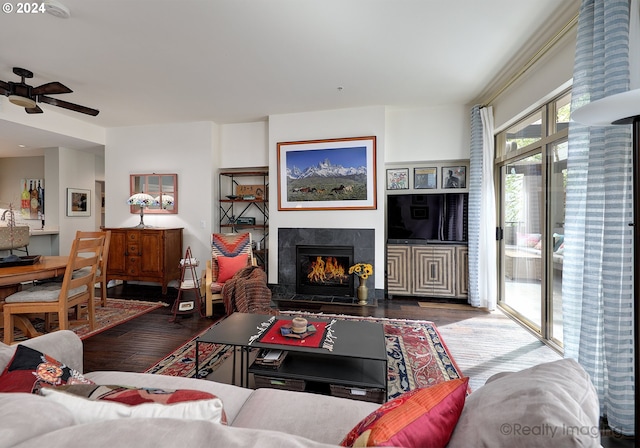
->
[127,193,157,228]
[571,88,640,437]
[155,194,174,209]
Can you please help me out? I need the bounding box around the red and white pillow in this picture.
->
[40,384,227,424]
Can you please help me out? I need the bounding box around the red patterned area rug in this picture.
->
[0,298,166,342]
[144,322,232,379]
[145,312,465,400]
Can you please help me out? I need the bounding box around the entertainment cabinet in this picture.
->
[387,243,468,299]
[385,160,470,300]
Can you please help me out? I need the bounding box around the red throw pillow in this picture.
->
[0,345,94,393]
[341,377,469,447]
[217,254,248,283]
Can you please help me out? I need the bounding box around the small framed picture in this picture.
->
[414,167,437,189]
[442,166,466,189]
[67,188,91,217]
[386,168,409,190]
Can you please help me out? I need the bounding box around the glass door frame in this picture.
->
[494,90,570,353]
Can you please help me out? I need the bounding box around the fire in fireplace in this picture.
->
[296,245,354,296]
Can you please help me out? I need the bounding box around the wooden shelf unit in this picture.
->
[218,169,269,274]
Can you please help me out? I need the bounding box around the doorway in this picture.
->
[496,91,569,350]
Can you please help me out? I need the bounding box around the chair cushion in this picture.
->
[210,282,223,293]
[72,267,102,278]
[217,254,249,283]
[4,284,87,303]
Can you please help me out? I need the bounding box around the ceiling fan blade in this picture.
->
[32,81,72,95]
[38,95,99,116]
[25,105,43,114]
[0,80,9,95]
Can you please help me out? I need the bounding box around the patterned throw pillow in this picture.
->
[0,345,94,393]
[341,377,469,447]
[40,385,227,425]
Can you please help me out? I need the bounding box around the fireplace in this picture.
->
[296,245,354,296]
[276,228,375,300]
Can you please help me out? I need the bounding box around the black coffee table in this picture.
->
[195,312,387,401]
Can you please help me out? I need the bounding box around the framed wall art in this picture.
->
[386,168,409,190]
[19,178,44,220]
[413,167,437,189]
[277,136,377,211]
[67,188,91,217]
[442,166,467,189]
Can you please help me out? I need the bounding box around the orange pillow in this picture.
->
[216,254,248,283]
[341,377,469,447]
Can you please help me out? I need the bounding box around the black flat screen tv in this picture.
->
[387,193,468,242]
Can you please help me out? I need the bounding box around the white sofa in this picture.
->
[0,330,601,447]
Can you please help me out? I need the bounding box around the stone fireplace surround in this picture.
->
[273,227,377,303]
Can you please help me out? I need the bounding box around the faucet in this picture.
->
[1,208,16,227]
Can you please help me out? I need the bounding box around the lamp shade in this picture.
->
[155,194,174,208]
[127,193,157,207]
[571,88,640,125]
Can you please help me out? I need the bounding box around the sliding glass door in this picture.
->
[501,154,543,329]
[496,91,569,349]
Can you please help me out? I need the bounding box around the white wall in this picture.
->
[492,27,576,131]
[0,149,101,256]
[57,147,97,253]
[105,121,218,265]
[220,121,269,168]
[385,104,469,162]
[0,156,44,206]
[268,106,387,288]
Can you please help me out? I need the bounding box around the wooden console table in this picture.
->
[104,227,183,294]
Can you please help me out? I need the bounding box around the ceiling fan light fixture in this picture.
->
[8,95,36,109]
[43,0,70,19]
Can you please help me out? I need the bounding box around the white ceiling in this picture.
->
[0,0,579,157]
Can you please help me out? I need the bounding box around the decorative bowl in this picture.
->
[226,195,239,200]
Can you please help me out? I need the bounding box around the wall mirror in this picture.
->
[130,173,178,214]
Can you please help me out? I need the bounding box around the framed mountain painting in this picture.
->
[277,136,377,211]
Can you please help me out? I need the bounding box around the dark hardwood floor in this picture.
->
[82,283,634,447]
[83,284,485,373]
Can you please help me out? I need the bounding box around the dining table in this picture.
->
[0,255,69,340]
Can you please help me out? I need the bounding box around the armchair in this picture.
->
[3,232,104,344]
[204,232,255,317]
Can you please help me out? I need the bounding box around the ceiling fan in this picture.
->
[0,67,99,116]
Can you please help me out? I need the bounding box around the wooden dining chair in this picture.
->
[3,232,104,344]
[74,230,112,307]
[204,232,255,317]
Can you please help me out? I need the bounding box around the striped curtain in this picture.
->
[564,0,634,435]
[468,106,497,309]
